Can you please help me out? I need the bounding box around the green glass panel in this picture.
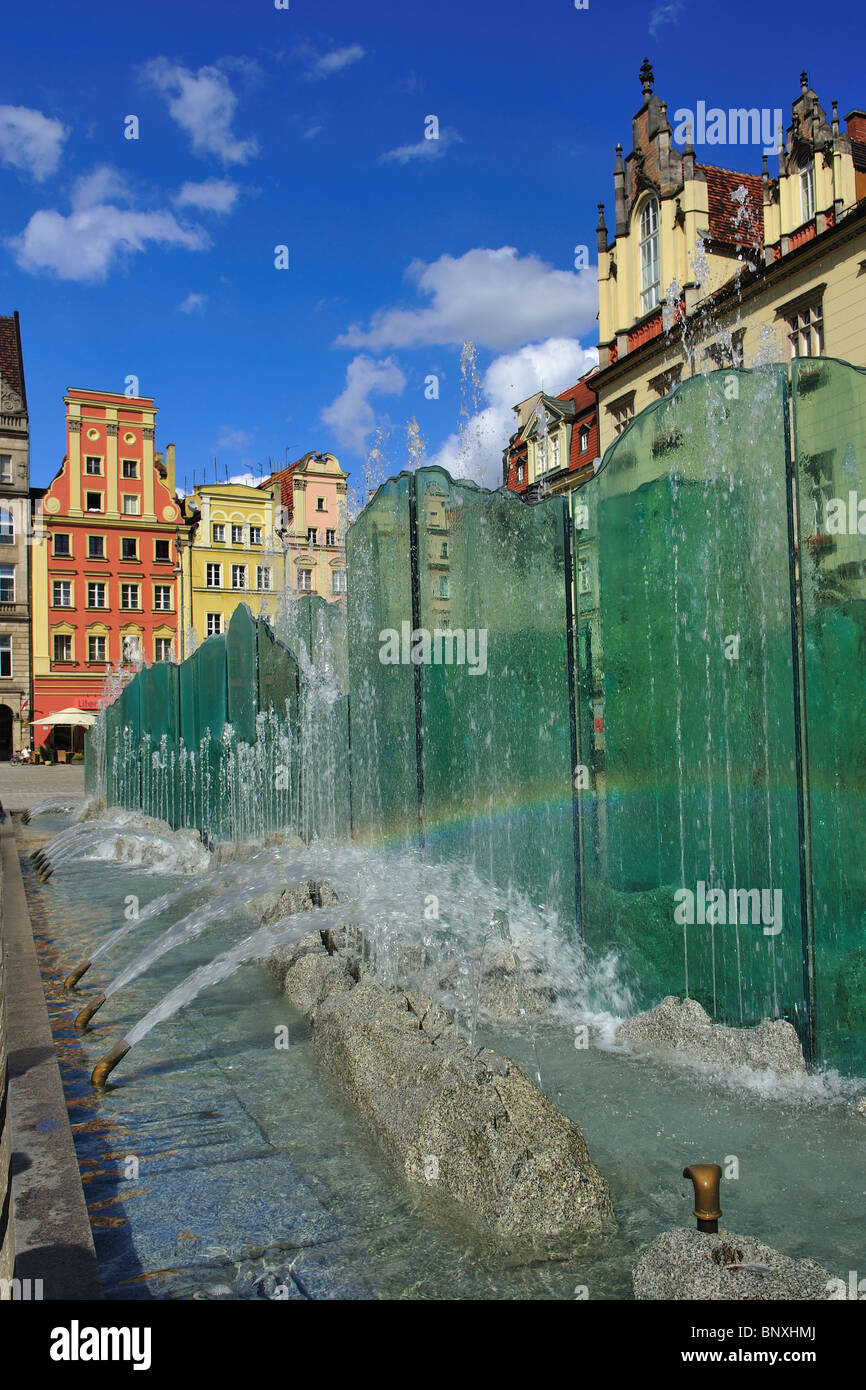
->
[137,662,180,825]
[793,356,866,1072]
[226,604,257,745]
[346,474,418,843]
[415,468,578,926]
[578,367,806,1037]
[195,633,228,842]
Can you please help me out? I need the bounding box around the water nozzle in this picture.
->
[64,959,93,991]
[74,993,106,1029]
[683,1163,723,1233]
[91,1040,131,1089]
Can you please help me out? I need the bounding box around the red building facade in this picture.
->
[31,389,181,746]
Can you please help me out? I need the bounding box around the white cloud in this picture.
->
[141,59,259,164]
[321,355,406,453]
[179,291,207,314]
[228,470,267,486]
[378,128,462,165]
[0,105,68,181]
[303,125,323,140]
[216,428,253,451]
[174,178,240,213]
[429,338,598,488]
[649,2,684,38]
[300,44,366,81]
[9,168,209,281]
[336,247,597,353]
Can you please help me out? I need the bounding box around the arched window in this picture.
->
[639,198,660,315]
[0,508,13,545]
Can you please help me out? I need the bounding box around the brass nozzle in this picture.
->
[74,993,106,1030]
[64,959,93,991]
[683,1163,723,1233]
[91,1040,131,1089]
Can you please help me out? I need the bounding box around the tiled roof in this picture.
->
[260,461,298,513]
[556,375,597,413]
[698,165,764,247]
[0,312,26,407]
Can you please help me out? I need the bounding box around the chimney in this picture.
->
[845,110,866,142]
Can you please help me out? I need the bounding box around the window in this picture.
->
[85,456,102,475]
[516,462,525,485]
[577,555,592,595]
[579,425,591,453]
[249,526,262,545]
[88,635,107,663]
[86,492,102,512]
[325,528,336,546]
[52,580,71,607]
[440,541,448,559]
[120,584,140,610]
[122,636,141,663]
[0,566,14,602]
[212,524,225,543]
[307,528,317,546]
[121,537,138,560]
[0,508,14,544]
[649,365,683,398]
[609,394,635,436]
[153,585,172,610]
[550,434,561,471]
[316,497,326,511]
[298,569,313,592]
[54,533,71,557]
[801,163,815,223]
[231,524,244,544]
[122,459,138,478]
[206,563,222,587]
[154,538,171,562]
[122,494,140,516]
[0,455,11,484]
[332,570,347,595]
[438,575,449,599]
[231,564,247,589]
[53,633,72,662]
[256,566,271,591]
[87,582,106,609]
[787,299,824,359]
[206,612,222,636]
[154,637,173,662]
[639,198,661,315]
[0,634,10,677]
[536,438,548,475]
[87,535,104,559]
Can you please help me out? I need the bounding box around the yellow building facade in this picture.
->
[593,64,866,454]
[179,481,282,655]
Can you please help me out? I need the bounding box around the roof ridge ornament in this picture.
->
[640,57,654,98]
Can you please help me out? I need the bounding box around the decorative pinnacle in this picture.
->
[640,57,654,97]
[801,70,809,93]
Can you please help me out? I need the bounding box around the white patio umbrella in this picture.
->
[30,708,97,728]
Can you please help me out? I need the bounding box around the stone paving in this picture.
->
[0,763,85,813]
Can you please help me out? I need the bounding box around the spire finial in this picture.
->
[800,70,809,94]
[640,57,654,97]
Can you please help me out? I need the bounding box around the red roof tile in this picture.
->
[260,461,298,513]
[698,165,764,248]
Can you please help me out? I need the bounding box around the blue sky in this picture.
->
[1,0,864,498]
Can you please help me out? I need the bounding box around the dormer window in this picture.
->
[639,198,661,315]
[800,163,815,223]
